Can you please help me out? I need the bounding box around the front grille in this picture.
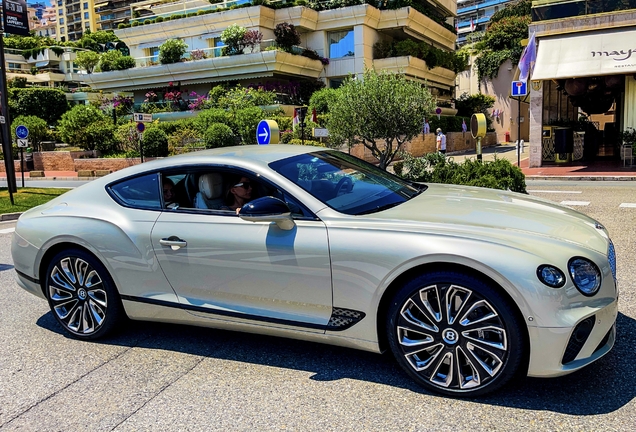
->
[562,316,595,364]
[608,240,617,283]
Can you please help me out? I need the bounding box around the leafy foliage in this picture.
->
[454,93,496,118]
[76,51,101,73]
[159,39,188,64]
[221,24,247,55]
[194,108,235,134]
[274,23,301,51]
[327,69,436,169]
[309,88,339,114]
[234,107,265,145]
[10,116,49,152]
[394,152,527,193]
[8,88,69,125]
[8,77,28,88]
[373,39,468,73]
[490,0,532,22]
[85,121,118,153]
[96,50,136,71]
[243,29,263,53]
[204,123,235,148]
[57,105,111,149]
[142,128,169,157]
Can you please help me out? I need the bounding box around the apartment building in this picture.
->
[55,0,99,42]
[456,0,514,45]
[527,0,636,167]
[73,0,458,108]
[95,0,143,30]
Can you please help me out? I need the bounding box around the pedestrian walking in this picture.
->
[436,128,446,154]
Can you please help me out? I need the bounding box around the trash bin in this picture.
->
[554,127,573,164]
[25,148,34,171]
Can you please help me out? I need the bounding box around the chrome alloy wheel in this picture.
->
[48,257,108,335]
[395,283,508,392]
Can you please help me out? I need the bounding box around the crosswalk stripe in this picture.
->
[619,203,636,208]
[528,190,582,194]
[0,227,15,234]
[560,201,590,206]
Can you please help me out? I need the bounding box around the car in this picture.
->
[11,145,617,397]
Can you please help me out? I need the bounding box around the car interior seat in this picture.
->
[194,173,225,209]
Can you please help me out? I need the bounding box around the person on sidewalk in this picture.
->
[436,128,447,154]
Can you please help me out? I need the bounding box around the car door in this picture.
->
[150,175,332,332]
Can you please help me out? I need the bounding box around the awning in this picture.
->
[532,27,636,80]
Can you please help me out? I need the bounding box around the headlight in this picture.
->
[537,265,566,288]
[568,257,601,296]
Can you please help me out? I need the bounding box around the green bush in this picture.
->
[394,152,526,193]
[155,16,164,22]
[114,122,139,153]
[193,108,234,134]
[428,116,471,133]
[132,21,140,27]
[234,106,264,145]
[204,123,235,148]
[159,39,188,64]
[142,128,169,157]
[221,24,247,55]
[97,50,123,71]
[114,55,136,70]
[309,88,339,114]
[287,138,325,147]
[57,104,108,149]
[8,87,69,125]
[85,121,117,153]
[155,118,196,136]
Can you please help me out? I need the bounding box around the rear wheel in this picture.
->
[44,249,123,340]
[386,271,525,397]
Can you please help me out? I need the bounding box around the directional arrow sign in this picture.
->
[256,120,280,145]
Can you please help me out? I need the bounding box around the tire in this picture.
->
[44,249,124,340]
[386,271,526,397]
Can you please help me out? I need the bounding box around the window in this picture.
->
[207,37,223,57]
[85,21,90,28]
[8,63,21,71]
[328,29,354,59]
[83,2,88,9]
[109,173,162,210]
[145,47,160,62]
[84,12,89,19]
[58,0,62,5]
[59,18,64,24]
[58,8,63,15]
[60,27,65,34]
[329,77,345,89]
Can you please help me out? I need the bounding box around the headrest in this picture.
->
[198,173,223,200]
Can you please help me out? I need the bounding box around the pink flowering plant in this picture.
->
[190,49,207,60]
[188,91,209,111]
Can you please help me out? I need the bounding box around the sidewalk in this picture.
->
[2,145,636,181]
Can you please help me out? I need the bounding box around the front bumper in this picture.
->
[527,299,618,377]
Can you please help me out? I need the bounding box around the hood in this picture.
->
[371,183,608,254]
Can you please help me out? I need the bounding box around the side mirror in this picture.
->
[239,196,295,230]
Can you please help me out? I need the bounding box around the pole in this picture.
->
[20,147,24,187]
[139,133,144,163]
[518,97,521,167]
[0,30,17,204]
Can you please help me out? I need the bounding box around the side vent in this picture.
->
[327,308,366,331]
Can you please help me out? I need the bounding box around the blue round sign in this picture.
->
[136,122,145,133]
[16,125,29,139]
[256,120,271,145]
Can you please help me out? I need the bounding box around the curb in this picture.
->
[0,213,21,222]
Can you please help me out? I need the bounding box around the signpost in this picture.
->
[15,125,28,186]
[135,122,145,162]
[256,120,279,145]
[133,113,153,122]
[511,80,528,167]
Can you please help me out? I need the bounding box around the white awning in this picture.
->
[532,27,636,80]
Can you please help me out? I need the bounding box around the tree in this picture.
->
[75,51,100,73]
[10,115,49,152]
[8,88,69,125]
[57,104,109,149]
[327,69,436,170]
[159,39,188,64]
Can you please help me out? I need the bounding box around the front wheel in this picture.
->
[44,249,124,340]
[386,271,526,397]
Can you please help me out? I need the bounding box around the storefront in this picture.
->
[527,18,636,168]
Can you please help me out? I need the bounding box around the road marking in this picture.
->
[0,227,15,234]
[560,201,590,206]
[619,203,636,208]
[528,190,582,194]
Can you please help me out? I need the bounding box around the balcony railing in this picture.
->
[532,0,636,21]
[130,0,255,24]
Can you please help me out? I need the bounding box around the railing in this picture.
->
[532,0,636,21]
[130,0,255,24]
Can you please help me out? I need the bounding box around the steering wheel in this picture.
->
[335,177,353,197]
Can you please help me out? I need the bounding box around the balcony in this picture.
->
[373,56,456,89]
[72,47,324,92]
[532,0,636,21]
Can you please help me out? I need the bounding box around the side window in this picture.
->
[109,173,162,210]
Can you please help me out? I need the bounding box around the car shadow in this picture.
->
[36,311,635,414]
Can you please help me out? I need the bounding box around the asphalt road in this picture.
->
[0,182,635,431]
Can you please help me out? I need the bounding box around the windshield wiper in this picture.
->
[357,201,402,215]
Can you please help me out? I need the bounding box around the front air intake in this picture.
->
[562,316,595,364]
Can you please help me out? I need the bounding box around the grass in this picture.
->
[0,187,69,215]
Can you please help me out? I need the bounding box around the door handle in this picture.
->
[160,236,187,250]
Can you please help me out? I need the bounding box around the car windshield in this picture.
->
[269,150,425,215]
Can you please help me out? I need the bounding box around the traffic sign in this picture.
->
[256,120,279,145]
[0,116,5,124]
[16,125,29,139]
[511,80,528,97]
[17,139,28,148]
[313,128,329,137]
[133,113,153,122]
[136,122,145,133]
